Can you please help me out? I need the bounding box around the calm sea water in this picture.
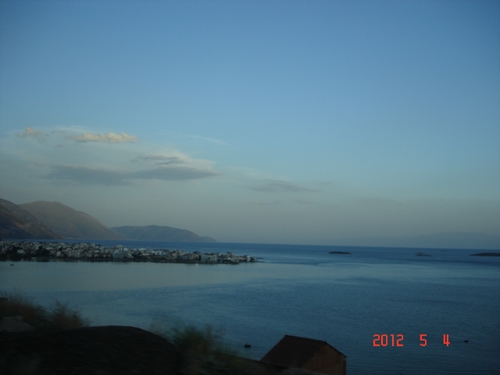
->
[1,241,499,375]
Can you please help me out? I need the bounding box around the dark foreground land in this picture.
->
[0,295,278,375]
[1,325,314,375]
[0,294,303,375]
[0,326,181,375]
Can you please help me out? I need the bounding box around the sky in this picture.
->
[0,0,499,245]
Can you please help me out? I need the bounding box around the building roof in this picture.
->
[260,335,346,369]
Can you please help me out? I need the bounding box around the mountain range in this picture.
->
[1,197,498,248]
[0,198,61,239]
[0,198,216,242]
[19,201,123,240]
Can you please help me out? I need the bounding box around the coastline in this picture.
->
[0,240,256,264]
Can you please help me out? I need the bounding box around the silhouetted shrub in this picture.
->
[0,293,88,331]
[151,321,273,375]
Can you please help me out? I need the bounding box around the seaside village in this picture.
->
[0,240,256,264]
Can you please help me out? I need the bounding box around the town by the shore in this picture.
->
[0,240,257,264]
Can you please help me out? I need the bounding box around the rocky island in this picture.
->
[0,240,256,264]
[470,252,500,257]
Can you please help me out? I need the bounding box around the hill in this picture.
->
[19,201,124,240]
[111,225,216,242]
[0,198,61,239]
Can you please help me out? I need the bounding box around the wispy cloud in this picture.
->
[45,164,219,186]
[188,135,227,145]
[45,165,130,186]
[68,132,138,143]
[20,127,45,140]
[247,179,318,193]
[133,154,185,165]
[131,166,219,180]
[4,126,220,187]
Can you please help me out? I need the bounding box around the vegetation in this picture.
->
[1,294,276,374]
[150,321,274,375]
[0,293,88,331]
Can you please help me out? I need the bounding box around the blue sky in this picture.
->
[1,0,499,245]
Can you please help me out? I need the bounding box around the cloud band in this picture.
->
[68,132,138,143]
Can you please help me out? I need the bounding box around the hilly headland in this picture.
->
[0,198,62,240]
[0,198,216,242]
[2,197,498,249]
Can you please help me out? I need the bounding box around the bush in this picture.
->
[46,300,89,330]
[0,294,46,326]
[0,293,88,331]
[150,321,273,375]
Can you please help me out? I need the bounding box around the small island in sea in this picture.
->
[470,252,500,257]
[0,240,256,264]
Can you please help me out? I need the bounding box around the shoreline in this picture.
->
[0,240,257,264]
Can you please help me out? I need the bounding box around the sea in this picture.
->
[1,241,499,375]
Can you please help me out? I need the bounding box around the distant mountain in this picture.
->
[20,201,124,240]
[0,198,62,239]
[338,232,500,250]
[111,225,216,242]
